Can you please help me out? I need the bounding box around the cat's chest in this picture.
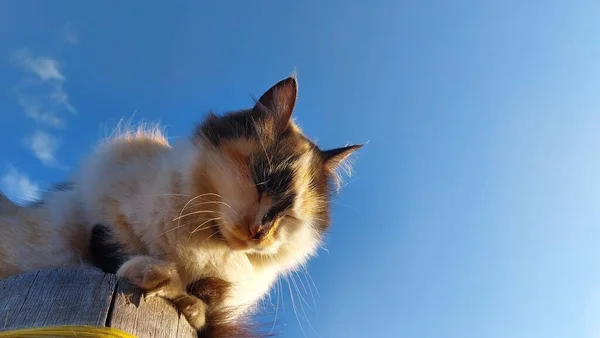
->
[184,247,278,310]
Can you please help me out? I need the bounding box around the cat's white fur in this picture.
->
[75,126,318,316]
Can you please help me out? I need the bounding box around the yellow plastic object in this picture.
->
[0,325,137,338]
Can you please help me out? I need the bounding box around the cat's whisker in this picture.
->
[167,218,214,229]
[213,200,238,215]
[302,264,321,299]
[177,193,223,216]
[188,227,219,240]
[189,217,221,235]
[174,193,224,240]
[278,277,285,313]
[266,255,287,325]
[284,273,306,338]
[150,210,215,241]
[290,272,319,337]
[178,200,239,218]
[291,270,314,312]
[293,270,309,296]
[301,269,318,311]
[172,209,218,222]
[269,276,281,334]
[189,192,224,200]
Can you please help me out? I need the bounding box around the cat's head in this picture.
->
[191,77,361,263]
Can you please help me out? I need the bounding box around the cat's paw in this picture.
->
[116,255,182,299]
[116,255,207,330]
[173,294,208,330]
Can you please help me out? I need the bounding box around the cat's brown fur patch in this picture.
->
[187,277,231,306]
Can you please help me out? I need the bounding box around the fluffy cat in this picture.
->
[0,77,361,336]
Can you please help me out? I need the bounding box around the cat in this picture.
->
[0,76,362,336]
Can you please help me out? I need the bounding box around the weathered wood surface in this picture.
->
[0,267,195,338]
[110,279,196,338]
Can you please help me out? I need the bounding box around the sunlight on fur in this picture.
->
[0,76,362,337]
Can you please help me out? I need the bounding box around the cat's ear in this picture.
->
[321,144,363,172]
[254,77,298,128]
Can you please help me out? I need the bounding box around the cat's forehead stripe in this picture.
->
[198,109,267,147]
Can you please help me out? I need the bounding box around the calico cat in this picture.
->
[0,76,361,336]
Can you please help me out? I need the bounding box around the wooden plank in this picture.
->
[177,315,197,338]
[0,267,117,331]
[42,268,118,327]
[109,280,195,338]
[0,271,39,330]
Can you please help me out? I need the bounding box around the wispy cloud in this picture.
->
[13,50,65,81]
[23,130,61,167]
[16,95,65,128]
[63,22,78,45]
[12,49,76,120]
[11,36,77,167]
[1,165,40,202]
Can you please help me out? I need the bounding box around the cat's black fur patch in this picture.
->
[49,181,75,192]
[23,181,75,208]
[90,224,126,274]
[197,109,264,146]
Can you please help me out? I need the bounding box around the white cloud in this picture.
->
[13,50,64,81]
[16,95,65,128]
[11,48,77,166]
[23,130,61,167]
[1,165,40,202]
[12,49,76,127]
[48,83,76,114]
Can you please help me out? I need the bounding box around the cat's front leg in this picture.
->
[116,255,207,330]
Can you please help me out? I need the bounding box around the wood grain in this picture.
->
[109,279,196,338]
[0,267,196,338]
[0,267,117,331]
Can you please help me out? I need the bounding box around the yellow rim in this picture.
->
[0,325,137,338]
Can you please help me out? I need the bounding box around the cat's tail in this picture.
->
[187,278,275,338]
[198,310,275,338]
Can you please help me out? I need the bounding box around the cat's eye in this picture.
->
[261,212,285,226]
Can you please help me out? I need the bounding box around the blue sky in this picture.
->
[2,1,600,337]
